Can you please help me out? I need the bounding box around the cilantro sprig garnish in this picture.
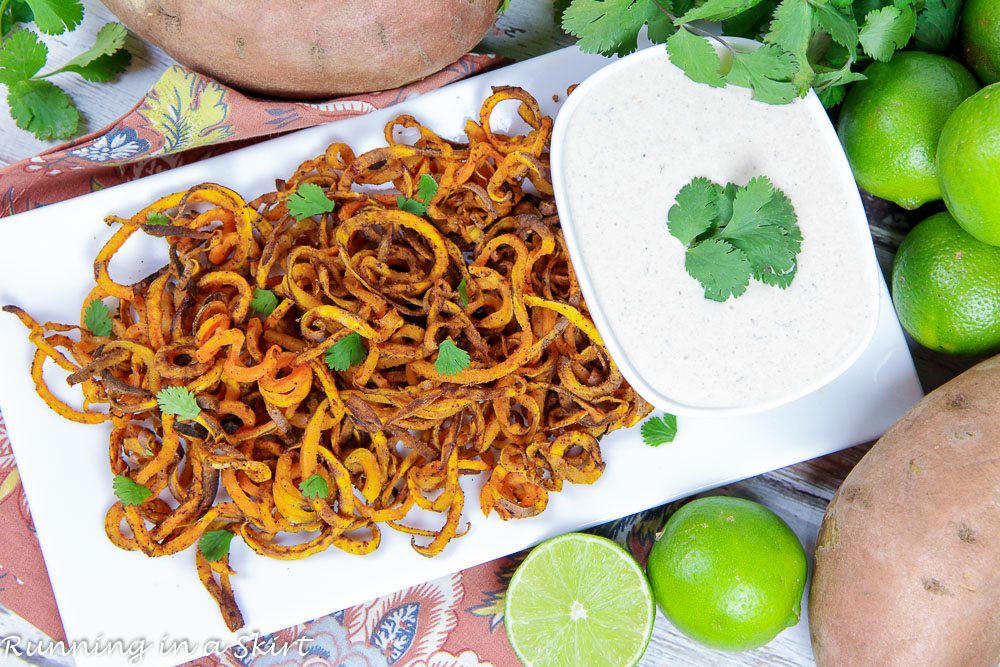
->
[198,529,235,562]
[155,386,202,421]
[298,474,329,499]
[145,211,170,226]
[287,182,336,220]
[641,414,677,446]
[667,176,801,302]
[250,288,279,317]
[84,298,112,336]
[113,474,151,506]
[457,278,469,308]
[561,0,940,107]
[435,339,470,376]
[397,174,438,217]
[0,8,131,140]
[325,331,367,372]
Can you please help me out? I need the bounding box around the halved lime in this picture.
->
[504,533,655,667]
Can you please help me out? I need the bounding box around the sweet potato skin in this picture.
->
[102,0,498,98]
[810,356,1000,666]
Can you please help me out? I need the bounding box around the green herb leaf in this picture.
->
[724,45,800,104]
[457,277,469,308]
[6,78,78,139]
[287,182,336,220]
[498,0,510,12]
[198,529,235,562]
[46,22,129,79]
[667,176,721,245]
[1,2,35,38]
[84,298,112,336]
[325,332,367,372]
[675,0,769,24]
[396,195,427,216]
[58,48,130,83]
[22,0,82,35]
[858,4,917,62]
[250,288,279,317]
[435,339,470,376]
[813,3,859,59]
[416,173,438,203]
[298,474,329,499]
[913,0,961,53]
[145,211,170,226]
[668,176,801,301]
[812,63,866,108]
[0,28,47,84]
[666,28,725,88]
[113,474,152,506]
[156,385,202,421]
[562,0,662,57]
[764,0,812,58]
[641,414,677,446]
[684,237,752,302]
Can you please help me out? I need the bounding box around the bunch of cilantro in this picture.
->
[560,0,963,106]
[0,0,130,140]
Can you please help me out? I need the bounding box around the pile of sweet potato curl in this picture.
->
[5,86,651,630]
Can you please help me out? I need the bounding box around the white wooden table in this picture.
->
[0,2,966,666]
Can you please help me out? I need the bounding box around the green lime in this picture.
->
[892,211,1000,355]
[960,0,1000,84]
[646,496,806,651]
[504,533,655,667]
[836,51,979,209]
[937,84,1000,246]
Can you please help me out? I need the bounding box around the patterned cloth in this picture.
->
[0,53,675,667]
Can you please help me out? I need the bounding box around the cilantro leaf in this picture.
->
[858,4,916,62]
[199,529,235,562]
[813,3,859,59]
[59,48,130,83]
[719,177,801,288]
[684,238,752,301]
[416,173,438,203]
[457,277,469,308]
[156,385,202,421]
[813,63,866,108]
[396,195,427,216]
[47,22,129,79]
[6,79,78,139]
[1,2,35,38]
[435,339,470,376]
[84,298,112,336]
[641,414,677,446]
[298,474,329,499]
[0,28,47,84]
[562,0,662,57]
[724,45,800,104]
[325,331,367,372]
[764,0,812,59]
[667,177,721,245]
[113,474,152,506]
[251,288,279,317]
[675,0,769,24]
[913,0,961,53]
[286,182,335,220]
[666,28,725,88]
[22,0,83,35]
[145,211,170,226]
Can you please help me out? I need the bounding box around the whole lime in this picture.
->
[892,211,1000,356]
[937,83,1000,246]
[836,51,979,209]
[960,0,1000,84]
[646,496,807,652]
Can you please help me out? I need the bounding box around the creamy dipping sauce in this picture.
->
[557,48,879,411]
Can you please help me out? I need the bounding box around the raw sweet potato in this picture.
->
[102,0,499,97]
[810,356,1000,666]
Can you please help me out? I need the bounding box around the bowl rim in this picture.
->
[549,39,882,417]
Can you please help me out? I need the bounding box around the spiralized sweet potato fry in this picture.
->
[6,87,651,630]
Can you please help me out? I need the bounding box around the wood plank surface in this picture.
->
[0,2,973,666]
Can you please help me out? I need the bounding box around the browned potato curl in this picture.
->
[100,0,500,98]
[810,356,1000,666]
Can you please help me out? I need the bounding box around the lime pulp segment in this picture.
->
[504,533,655,667]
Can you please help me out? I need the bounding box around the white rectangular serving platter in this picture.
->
[0,45,923,667]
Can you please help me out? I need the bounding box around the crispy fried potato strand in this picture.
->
[6,87,651,630]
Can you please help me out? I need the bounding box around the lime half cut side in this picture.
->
[504,532,655,667]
